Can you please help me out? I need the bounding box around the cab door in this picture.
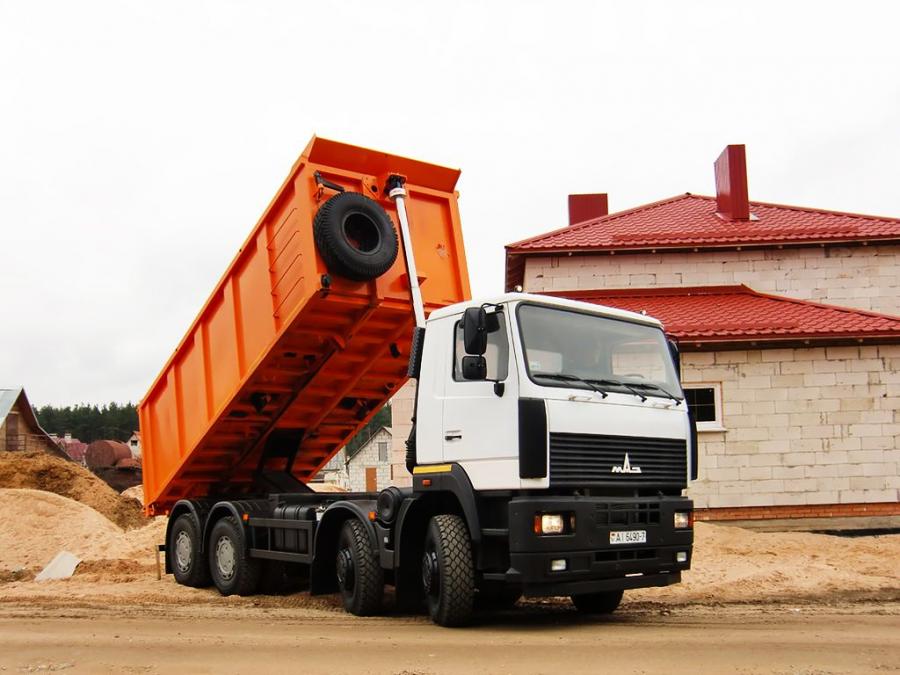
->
[441,308,520,490]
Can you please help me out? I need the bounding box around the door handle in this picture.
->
[444,433,462,441]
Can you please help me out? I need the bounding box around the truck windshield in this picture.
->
[517,303,682,400]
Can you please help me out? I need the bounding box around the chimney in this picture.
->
[64,432,72,442]
[568,193,608,226]
[714,145,751,221]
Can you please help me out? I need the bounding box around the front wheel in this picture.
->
[571,589,624,615]
[422,514,474,627]
[336,519,384,616]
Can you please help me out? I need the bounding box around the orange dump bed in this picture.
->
[139,137,471,514]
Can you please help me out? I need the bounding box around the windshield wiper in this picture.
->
[585,378,648,402]
[531,372,608,398]
[626,381,684,403]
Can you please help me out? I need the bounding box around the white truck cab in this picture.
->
[415,293,692,491]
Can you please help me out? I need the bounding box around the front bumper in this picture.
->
[495,495,693,597]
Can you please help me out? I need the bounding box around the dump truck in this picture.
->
[141,137,696,626]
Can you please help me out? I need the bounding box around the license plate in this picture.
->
[609,530,647,545]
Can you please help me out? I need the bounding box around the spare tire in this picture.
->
[313,192,399,281]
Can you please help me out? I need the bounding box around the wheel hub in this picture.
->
[215,535,236,580]
[336,548,355,592]
[174,530,192,573]
[421,550,439,597]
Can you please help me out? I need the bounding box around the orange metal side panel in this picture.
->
[140,137,471,514]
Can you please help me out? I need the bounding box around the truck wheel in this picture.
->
[208,516,261,596]
[422,514,474,627]
[571,589,624,615]
[168,514,210,587]
[336,519,384,616]
[314,191,399,282]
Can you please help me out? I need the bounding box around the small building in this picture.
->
[0,387,69,459]
[312,427,395,491]
[347,426,393,492]
[505,144,900,522]
[126,431,142,459]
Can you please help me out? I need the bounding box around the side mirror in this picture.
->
[463,307,488,355]
[461,355,487,380]
[667,339,681,378]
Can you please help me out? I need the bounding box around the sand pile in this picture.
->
[0,451,145,529]
[630,522,900,604]
[121,485,144,505]
[0,488,164,573]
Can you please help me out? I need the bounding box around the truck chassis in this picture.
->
[164,463,693,626]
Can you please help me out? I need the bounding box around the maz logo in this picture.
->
[611,453,642,474]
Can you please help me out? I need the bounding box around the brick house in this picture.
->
[316,426,395,492]
[346,426,393,492]
[504,145,900,521]
[126,431,142,459]
[0,387,69,459]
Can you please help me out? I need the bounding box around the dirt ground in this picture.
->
[1,463,898,673]
[0,603,898,674]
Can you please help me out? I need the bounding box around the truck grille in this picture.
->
[549,433,687,488]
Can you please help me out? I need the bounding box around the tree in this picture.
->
[34,402,138,443]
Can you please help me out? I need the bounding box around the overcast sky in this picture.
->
[1,1,898,406]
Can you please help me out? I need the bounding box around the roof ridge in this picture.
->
[635,193,900,224]
[745,287,900,322]
[505,193,696,250]
[556,285,747,299]
[559,285,900,322]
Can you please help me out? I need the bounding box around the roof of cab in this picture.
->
[426,292,664,328]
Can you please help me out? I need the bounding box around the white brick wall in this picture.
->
[523,245,900,315]
[686,345,900,508]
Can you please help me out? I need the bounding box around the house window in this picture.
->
[377,441,388,462]
[683,384,724,431]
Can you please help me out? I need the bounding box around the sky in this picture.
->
[1,0,898,406]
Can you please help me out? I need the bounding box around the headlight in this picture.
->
[674,511,692,529]
[534,513,567,535]
[540,514,565,535]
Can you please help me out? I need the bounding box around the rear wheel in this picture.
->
[422,515,474,627]
[336,519,384,616]
[571,589,624,615]
[169,513,210,588]
[209,516,261,596]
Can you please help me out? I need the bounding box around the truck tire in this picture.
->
[208,516,261,596]
[169,513,210,588]
[336,519,384,616]
[571,589,624,615]
[314,192,399,281]
[422,514,474,627]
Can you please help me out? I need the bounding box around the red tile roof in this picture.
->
[508,194,900,253]
[549,286,900,346]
